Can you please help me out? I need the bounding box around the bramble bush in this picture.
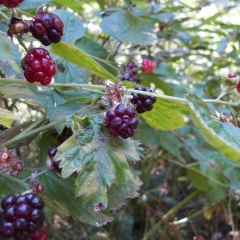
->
[1,0,240,239]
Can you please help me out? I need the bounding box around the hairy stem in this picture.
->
[0,78,239,107]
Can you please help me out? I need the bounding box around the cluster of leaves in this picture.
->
[1,0,240,239]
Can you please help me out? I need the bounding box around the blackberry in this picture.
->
[131,86,156,114]
[0,193,45,239]
[48,148,58,159]
[123,61,138,75]
[105,104,138,139]
[1,0,24,8]
[22,48,56,86]
[30,10,64,46]
[120,61,140,84]
[120,72,140,84]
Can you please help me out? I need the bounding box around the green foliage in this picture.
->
[1,0,240,239]
[185,94,240,162]
[51,42,119,82]
[100,9,157,45]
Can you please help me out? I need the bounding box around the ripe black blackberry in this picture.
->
[131,86,156,114]
[120,61,140,84]
[123,61,138,75]
[29,10,64,46]
[0,193,45,239]
[104,104,138,139]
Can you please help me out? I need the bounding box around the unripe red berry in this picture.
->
[22,48,56,86]
[142,59,155,73]
[1,0,24,8]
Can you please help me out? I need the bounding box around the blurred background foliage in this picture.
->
[1,0,240,239]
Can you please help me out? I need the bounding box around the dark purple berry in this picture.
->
[25,193,35,203]
[31,209,45,222]
[110,117,122,129]
[13,218,28,231]
[123,61,138,74]
[48,148,58,158]
[106,110,116,120]
[30,11,64,46]
[115,104,126,116]
[28,221,39,233]
[129,118,138,129]
[41,13,53,29]
[15,195,27,206]
[105,104,138,139]
[29,196,44,209]
[131,86,156,114]
[0,221,15,238]
[4,206,16,221]
[15,204,32,218]
[1,195,16,210]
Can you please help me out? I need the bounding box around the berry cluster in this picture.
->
[120,61,140,84]
[131,86,156,114]
[141,59,155,73]
[0,0,23,8]
[22,48,56,86]
[0,193,45,239]
[104,104,138,139]
[29,10,64,46]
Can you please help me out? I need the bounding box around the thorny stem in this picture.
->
[142,190,201,240]
[0,78,239,108]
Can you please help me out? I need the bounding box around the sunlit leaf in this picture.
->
[185,94,240,163]
[100,10,157,45]
[51,42,119,82]
[142,99,189,131]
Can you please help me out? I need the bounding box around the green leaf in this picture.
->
[55,115,142,206]
[187,163,226,202]
[75,37,118,76]
[52,10,86,43]
[185,94,240,163]
[0,108,14,128]
[100,10,157,45]
[19,0,51,9]
[52,60,89,84]
[0,35,20,73]
[149,12,175,24]
[142,99,189,131]
[0,84,55,108]
[52,0,84,14]
[38,125,142,225]
[51,42,119,82]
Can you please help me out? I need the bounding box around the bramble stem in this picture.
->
[142,190,201,240]
[0,119,65,149]
[0,78,239,107]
